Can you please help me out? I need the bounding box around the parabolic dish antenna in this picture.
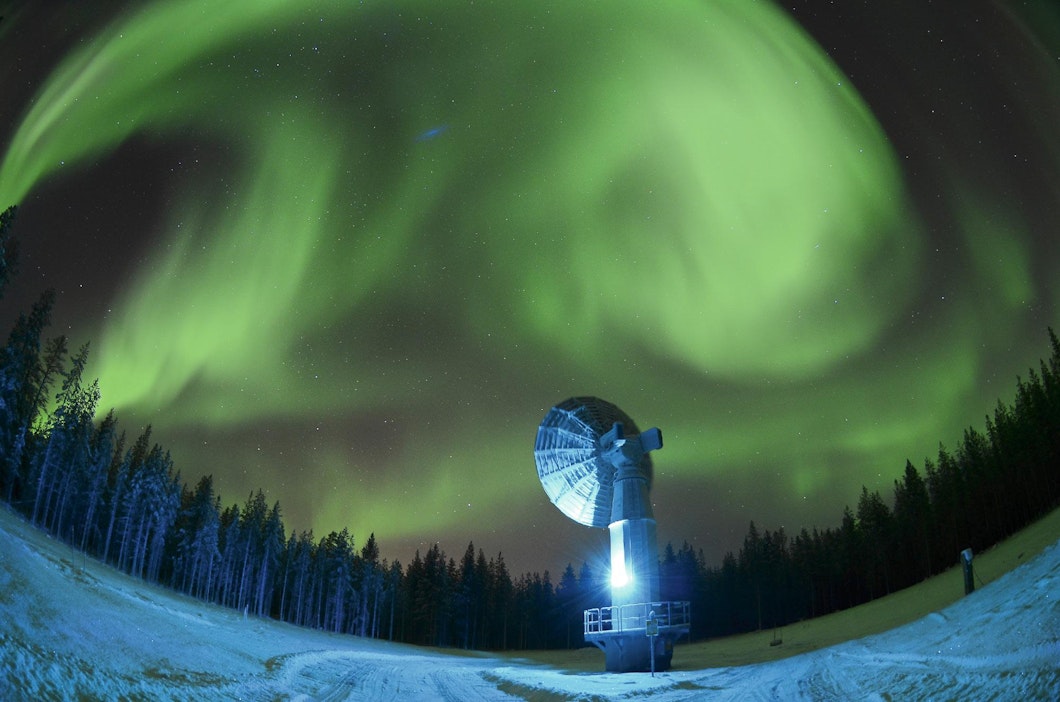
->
[533,396,653,528]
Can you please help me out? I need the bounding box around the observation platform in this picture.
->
[584,601,690,672]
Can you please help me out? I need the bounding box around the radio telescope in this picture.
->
[534,396,690,673]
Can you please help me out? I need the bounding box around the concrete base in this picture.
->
[589,632,678,673]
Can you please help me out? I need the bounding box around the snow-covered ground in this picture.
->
[1,504,1057,700]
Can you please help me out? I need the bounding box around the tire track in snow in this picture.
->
[270,648,520,701]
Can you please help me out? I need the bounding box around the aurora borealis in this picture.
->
[2,0,1059,574]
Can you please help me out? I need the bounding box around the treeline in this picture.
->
[1,325,587,648]
[0,290,594,649]
[0,205,586,649]
[660,329,1060,639]
[2,206,1059,649]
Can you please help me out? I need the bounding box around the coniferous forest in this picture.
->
[1,206,1058,650]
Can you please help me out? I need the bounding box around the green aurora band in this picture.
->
[1,0,1056,567]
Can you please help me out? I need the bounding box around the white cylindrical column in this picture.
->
[607,432,660,613]
[608,515,659,610]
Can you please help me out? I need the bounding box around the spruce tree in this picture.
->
[0,205,19,298]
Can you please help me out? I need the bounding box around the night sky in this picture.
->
[1,0,1059,576]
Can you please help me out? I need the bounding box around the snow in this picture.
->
[1,504,1058,700]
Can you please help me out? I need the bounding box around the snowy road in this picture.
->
[256,650,520,701]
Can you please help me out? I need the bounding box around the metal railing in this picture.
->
[584,600,690,636]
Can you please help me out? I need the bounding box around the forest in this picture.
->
[1,205,1058,650]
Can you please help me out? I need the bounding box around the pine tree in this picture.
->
[856,487,893,599]
[893,460,933,585]
[216,502,243,607]
[31,342,93,529]
[576,560,598,613]
[386,559,403,642]
[235,490,268,613]
[255,501,285,617]
[556,563,580,649]
[487,552,513,649]
[283,530,315,627]
[791,528,817,619]
[108,428,152,568]
[358,533,382,638]
[472,548,490,646]
[739,521,765,630]
[838,507,861,609]
[456,542,479,649]
[320,528,355,633]
[0,205,19,297]
[174,475,222,598]
[78,410,117,554]
[0,290,59,502]
[47,379,101,541]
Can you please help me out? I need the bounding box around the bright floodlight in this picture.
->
[610,538,630,588]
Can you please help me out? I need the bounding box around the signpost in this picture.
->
[961,548,975,595]
[645,610,658,677]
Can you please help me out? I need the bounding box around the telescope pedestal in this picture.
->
[583,601,690,673]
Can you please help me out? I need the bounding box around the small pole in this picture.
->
[961,549,974,595]
[646,610,658,677]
